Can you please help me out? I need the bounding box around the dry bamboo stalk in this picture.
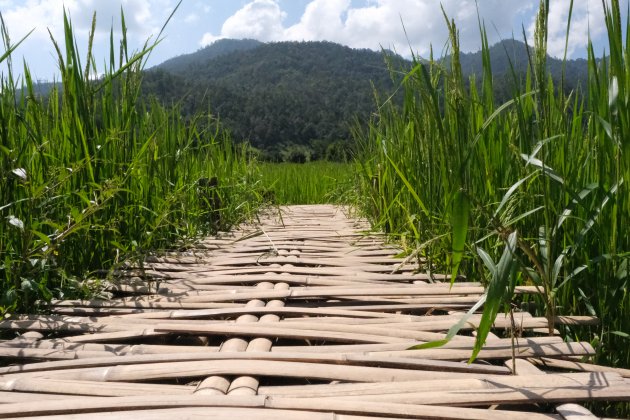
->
[0,339,219,360]
[228,282,288,396]
[135,285,529,303]
[112,306,416,320]
[258,372,624,397]
[0,391,87,403]
[367,341,595,360]
[272,315,599,331]
[272,336,563,353]
[146,265,419,278]
[278,312,531,325]
[318,302,475,311]
[555,404,599,420]
[63,329,167,343]
[2,407,425,420]
[161,277,389,287]
[50,300,245,309]
[163,272,449,283]
[328,385,630,406]
[0,394,560,420]
[151,255,409,268]
[21,359,500,383]
[195,282,273,395]
[0,346,116,360]
[147,316,478,342]
[505,358,600,420]
[50,308,153,315]
[0,350,511,377]
[265,396,560,420]
[128,287,494,303]
[0,377,193,397]
[530,357,630,379]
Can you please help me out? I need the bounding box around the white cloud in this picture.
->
[199,0,537,55]
[200,0,286,46]
[2,0,167,44]
[200,0,609,59]
[70,0,168,40]
[184,13,199,24]
[527,0,606,57]
[221,0,286,40]
[200,32,221,46]
[284,0,351,41]
[0,0,175,80]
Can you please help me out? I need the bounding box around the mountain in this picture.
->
[457,39,589,94]
[142,39,401,160]
[156,39,263,74]
[141,38,590,161]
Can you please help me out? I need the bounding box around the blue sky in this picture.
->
[0,0,623,81]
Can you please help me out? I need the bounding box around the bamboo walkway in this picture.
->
[0,204,629,419]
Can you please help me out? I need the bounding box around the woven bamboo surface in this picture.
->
[0,204,628,419]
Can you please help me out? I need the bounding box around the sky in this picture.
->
[0,0,624,82]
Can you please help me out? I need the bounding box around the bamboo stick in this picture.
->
[0,394,561,420]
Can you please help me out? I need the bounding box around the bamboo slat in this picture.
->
[258,372,624,397]
[0,395,561,420]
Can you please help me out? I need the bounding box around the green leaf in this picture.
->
[551,252,566,287]
[450,189,469,283]
[384,152,430,217]
[521,154,564,184]
[577,287,597,316]
[409,294,487,350]
[556,264,587,290]
[476,246,497,277]
[493,172,537,219]
[0,19,34,64]
[596,115,614,142]
[555,183,598,233]
[408,339,449,350]
[470,231,518,362]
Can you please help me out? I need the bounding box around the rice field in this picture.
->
[257,161,354,205]
[354,0,630,406]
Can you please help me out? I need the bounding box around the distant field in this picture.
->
[257,162,354,205]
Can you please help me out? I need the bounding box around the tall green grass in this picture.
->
[356,0,629,380]
[258,162,354,204]
[0,10,260,314]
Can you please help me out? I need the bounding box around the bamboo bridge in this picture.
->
[0,205,628,419]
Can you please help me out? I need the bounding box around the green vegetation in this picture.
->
[141,40,399,159]
[0,10,259,314]
[355,0,629,396]
[258,162,354,205]
[3,9,629,417]
[137,37,594,162]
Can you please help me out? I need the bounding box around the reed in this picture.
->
[355,0,629,390]
[0,9,260,314]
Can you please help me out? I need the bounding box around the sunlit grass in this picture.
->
[257,162,354,205]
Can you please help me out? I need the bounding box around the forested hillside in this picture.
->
[142,40,400,161]
[141,38,590,161]
[458,39,590,97]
